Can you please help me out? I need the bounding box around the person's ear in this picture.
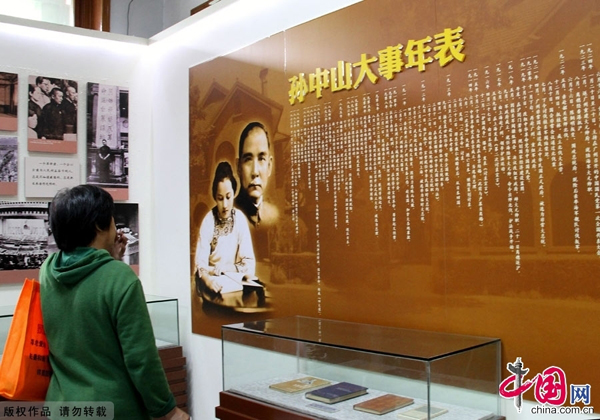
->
[95,222,112,233]
[267,155,273,177]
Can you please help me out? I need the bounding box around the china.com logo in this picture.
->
[499,357,594,415]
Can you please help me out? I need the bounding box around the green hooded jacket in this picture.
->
[40,247,176,419]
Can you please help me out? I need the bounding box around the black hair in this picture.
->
[212,161,237,200]
[238,122,270,160]
[50,87,63,98]
[49,185,114,252]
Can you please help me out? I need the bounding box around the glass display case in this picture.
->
[220,316,503,420]
[145,294,180,348]
[0,295,179,358]
[0,304,15,358]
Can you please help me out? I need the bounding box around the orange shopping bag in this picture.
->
[0,278,51,401]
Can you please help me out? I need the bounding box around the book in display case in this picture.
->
[218,316,504,420]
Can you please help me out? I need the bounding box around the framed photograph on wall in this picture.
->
[86,83,129,200]
[0,201,139,284]
[0,136,17,196]
[114,203,139,268]
[0,201,49,284]
[0,72,18,131]
[27,75,78,154]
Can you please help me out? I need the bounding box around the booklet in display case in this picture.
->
[269,377,331,394]
[353,394,414,415]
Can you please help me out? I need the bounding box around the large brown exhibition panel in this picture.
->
[189,0,600,398]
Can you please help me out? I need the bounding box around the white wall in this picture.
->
[0,0,74,26]
[111,0,164,37]
[0,2,592,420]
[0,16,147,307]
[110,0,207,38]
[162,0,206,31]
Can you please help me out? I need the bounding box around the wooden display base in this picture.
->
[216,391,507,420]
[158,345,188,413]
[216,391,315,420]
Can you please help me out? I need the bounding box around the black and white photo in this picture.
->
[0,72,18,132]
[0,202,49,284]
[28,75,78,154]
[0,136,17,196]
[86,83,129,200]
